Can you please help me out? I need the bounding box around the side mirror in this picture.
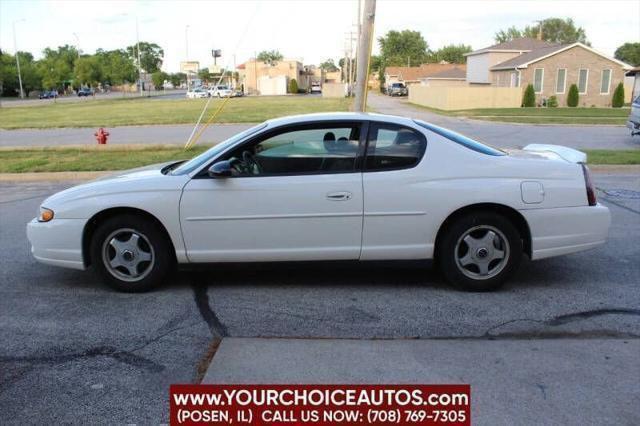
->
[208,160,232,178]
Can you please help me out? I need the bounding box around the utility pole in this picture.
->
[13,19,25,99]
[354,0,376,112]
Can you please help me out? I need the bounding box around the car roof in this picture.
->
[264,112,417,128]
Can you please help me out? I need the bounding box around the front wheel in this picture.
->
[90,214,174,292]
[437,212,522,291]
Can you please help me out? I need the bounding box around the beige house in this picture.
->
[419,67,467,87]
[465,38,632,107]
[237,58,312,95]
[384,63,466,88]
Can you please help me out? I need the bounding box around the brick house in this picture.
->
[464,38,632,107]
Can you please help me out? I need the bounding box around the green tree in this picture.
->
[378,30,429,66]
[369,55,383,73]
[288,78,298,94]
[567,83,579,107]
[257,50,283,65]
[151,71,168,89]
[169,72,185,87]
[197,68,211,82]
[126,41,164,73]
[494,26,523,43]
[522,84,536,107]
[96,49,137,85]
[614,42,640,66]
[74,56,102,87]
[38,45,78,90]
[433,44,472,64]
[319,59,339,72]
[495,18,589,45]
[611,82,625,108]
[547,95,558,107]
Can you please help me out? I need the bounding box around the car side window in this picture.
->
[223,124,361,176]
[365,123,426,171]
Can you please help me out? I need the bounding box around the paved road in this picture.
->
[0,173,639,423]
[2,93,638,149]
[0,123,253,147]
[368,92,639,150]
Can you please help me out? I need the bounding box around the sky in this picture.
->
[1,0,639,73]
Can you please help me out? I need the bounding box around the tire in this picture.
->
[437,211,522,292]
[90,214,174,292]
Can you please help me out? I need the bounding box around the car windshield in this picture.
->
[392,83,405,88]
[217,86,229,90]
[414,120,505,156]
[171,123,268,175]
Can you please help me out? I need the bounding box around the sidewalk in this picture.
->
[203,337,639,425]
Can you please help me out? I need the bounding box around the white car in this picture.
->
[310,83,322,94]
[208,85,233,98]
[186,88,208,99]
[27,113,610,292]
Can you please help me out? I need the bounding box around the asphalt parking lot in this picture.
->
[1,172,639,423]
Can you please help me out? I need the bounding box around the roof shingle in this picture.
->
[467,37,558,56]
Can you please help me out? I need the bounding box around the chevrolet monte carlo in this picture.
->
[27,113,611,292]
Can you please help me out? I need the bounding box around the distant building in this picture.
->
[464,37,632,107]
[237,58,313,95]
[383,63,466,89]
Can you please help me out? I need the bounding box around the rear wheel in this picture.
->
[90,214,174,292]
[437,212,522,291]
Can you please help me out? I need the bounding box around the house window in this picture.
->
[600,69,612,94]
[578,69,589,94]
[556,69,567,94]
[510,72,519,87]
[533,68,544,93]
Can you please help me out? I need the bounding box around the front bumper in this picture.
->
[521,204,611,260]
[26,218,87,270]
[626,119,639,131]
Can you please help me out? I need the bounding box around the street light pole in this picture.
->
[185,25,190,90]
[136,17,143,96]
[13,19,25,99]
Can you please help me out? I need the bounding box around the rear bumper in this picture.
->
[521,204,611,260]
[26,218,86,270]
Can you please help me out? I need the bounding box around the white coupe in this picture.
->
[27,113,610,292]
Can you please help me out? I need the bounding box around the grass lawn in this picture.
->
[0,146,638,173]
[0,145,210,173]
[410,104,630,125]
[0,96,352,129]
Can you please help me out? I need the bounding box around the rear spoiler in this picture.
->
[523,144,587,164]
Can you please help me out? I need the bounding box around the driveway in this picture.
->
[368,92,639,150]
[0,172,638,423]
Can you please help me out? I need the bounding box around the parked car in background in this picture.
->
[310,82,322,94]
[186,88,208,99]
[627,95,640,137]
[77,88,93,97]
[387,83,408,96]
[208,85,233,98]
[39,90,58,99]
[27,113,610,293]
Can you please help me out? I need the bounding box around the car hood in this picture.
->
[40,161,188,208]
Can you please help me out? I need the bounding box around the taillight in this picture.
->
[581,164,597,206]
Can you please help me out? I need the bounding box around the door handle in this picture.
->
[326,191,352,201]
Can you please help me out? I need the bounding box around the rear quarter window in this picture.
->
[414,120,505,156]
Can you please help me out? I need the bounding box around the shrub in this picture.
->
[612,82,625,108]
[546,95,558,107]
[288,78,298,94]
[522,84,536,107]
[567,84,579,107]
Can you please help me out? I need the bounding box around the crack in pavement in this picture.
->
[190,276,229,339]
[484,308,640,338]
[0,345,164,373]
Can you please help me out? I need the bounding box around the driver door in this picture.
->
[179,121,365,262]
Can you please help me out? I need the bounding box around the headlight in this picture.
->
[38,207,54,222]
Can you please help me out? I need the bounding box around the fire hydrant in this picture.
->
[94,128,110,145]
